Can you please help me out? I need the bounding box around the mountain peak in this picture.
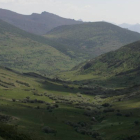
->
[41,11,49,15]
[0,8,82,35]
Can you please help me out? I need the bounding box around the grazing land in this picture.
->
[0,67,140,140]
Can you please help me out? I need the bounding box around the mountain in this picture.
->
[119,23,140,33]
[0,19,80,75]
[119,23,132,29]
[129,24,140,33]
[58,41,140,88]
[45,22,140,60]
[0,8,82,35]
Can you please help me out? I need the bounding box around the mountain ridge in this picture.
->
[0,8,82,35]
[45,22,140,60]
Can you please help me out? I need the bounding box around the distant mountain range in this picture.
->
[119,23,140,33]
[0,9,140,76]
[0,8,82,35]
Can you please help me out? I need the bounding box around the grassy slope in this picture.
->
[58,41,140,88]
[1,67,140,140]
[45,22,140,60]
[0,19,80,75]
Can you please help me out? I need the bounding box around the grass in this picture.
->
[58,41,140,89]
[0,67,140,140]
[0,20,81,76]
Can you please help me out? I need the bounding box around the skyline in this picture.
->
[0,0,140,24]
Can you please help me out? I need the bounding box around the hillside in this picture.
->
[1,65,140,140]
[58,41,140,88]
[0,9,82,35]
[0,19,80,75]
[45,22,140,60]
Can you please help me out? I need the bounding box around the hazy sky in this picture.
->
[0,0,139,24]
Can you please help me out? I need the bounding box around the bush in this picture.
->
[116,113,122,116]
[26,97,30,99]
[0,123,32,140]
[12,99,16,102]
[92,132,100,138]
[134,121,139,125]
[102,103,110,107]
[103,108,114,113]
[63,84,69,88]
[42,126,56,134]
[54,104,59,108]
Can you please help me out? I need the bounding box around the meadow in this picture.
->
[0,67,140,140]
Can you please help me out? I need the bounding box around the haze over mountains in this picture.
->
[119,23,140,33]
[0,8,82,35]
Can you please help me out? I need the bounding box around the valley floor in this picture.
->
[0,68,140,140]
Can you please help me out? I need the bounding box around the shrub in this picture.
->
[116,113,122,116]
[125,114,130,117]
[102,103,110,107]
[92,132,100,138]
[26,97,30,99]
[134,121,139,125]
[42,126,56,134]
[103,108,114,113]
[12,99,16,102]
[0,123,32,140]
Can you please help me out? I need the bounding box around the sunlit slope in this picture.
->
[1,67,140,140]
[58,41,140,88]
[0,19,79,75]
[45,22,140,60]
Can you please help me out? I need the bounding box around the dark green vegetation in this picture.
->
[0,19,81,75]
[45,22,140,60]
[1,65,140,140]
[0,9,82,35]
[58,41,140,88]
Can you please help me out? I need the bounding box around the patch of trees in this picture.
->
[82,62,92,70]
[0,114,12,123]
[16,80,30,87]
[0,123,32,140]
[21,98,45,104]
[42,126,57,134]
[122,135,140,140]
[65,121,102,139]
[0,79,15,87]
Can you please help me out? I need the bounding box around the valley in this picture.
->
[0,67,140,140]
[0,7,140,140]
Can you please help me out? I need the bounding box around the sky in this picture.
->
[0,0,139,24]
